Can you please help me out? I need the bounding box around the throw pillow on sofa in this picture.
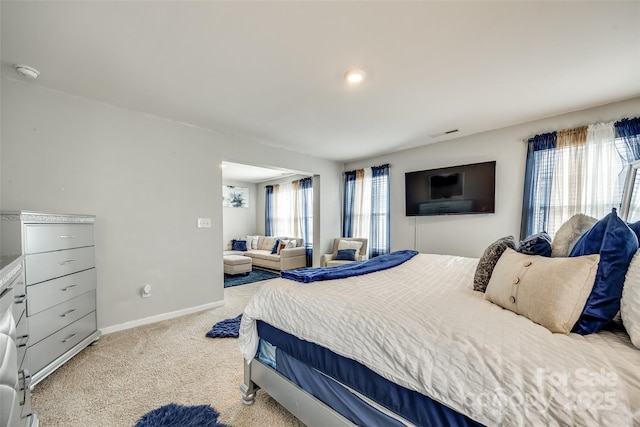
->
[336,249,357,261]
[231,239,247,251]
[271,239,281,254]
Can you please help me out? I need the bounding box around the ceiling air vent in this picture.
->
[429,129,459,138]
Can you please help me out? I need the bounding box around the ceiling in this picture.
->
[222,161,300,184]
[1,1,639,162]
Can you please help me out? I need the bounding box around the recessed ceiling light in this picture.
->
[14,64,40,79]
[344,69,366,84]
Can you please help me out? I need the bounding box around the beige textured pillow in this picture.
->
[485,248,600,334]
[338,240,363,253]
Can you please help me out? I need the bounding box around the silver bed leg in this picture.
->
[240,359,259,405]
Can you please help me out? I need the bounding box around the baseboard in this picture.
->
[100,299,225,335]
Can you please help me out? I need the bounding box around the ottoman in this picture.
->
[224,255,252,275]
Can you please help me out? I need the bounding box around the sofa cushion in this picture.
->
[338,239,363,253]
[258,236,276,251]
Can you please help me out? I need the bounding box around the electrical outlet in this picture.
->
[141,284,152,298]
[197,218,212,228]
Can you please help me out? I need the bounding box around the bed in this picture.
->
[238,252,640,426]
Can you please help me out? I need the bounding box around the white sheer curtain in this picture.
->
[272,179,312,239]
[547,122,624,235]
[352,168,372,240]
[273,182,295,237]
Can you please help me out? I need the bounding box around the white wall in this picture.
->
[1,77,343,330]
[221,179,257,247]
[345,97,640,258]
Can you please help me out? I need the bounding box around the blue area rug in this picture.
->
[224,269,279,288]
[206,314,242,338]
[134,403,229,427]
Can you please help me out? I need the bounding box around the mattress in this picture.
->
[257,321,482,427]
[239,253,640,426]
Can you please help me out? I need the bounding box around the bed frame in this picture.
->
[241,358,356,426]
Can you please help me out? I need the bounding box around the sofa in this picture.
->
[224,236,306,271]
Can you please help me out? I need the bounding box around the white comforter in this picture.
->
[239,253,640,426]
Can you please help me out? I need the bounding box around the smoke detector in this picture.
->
[14,64,40,79]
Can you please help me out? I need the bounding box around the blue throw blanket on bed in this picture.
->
[281,250,419,283]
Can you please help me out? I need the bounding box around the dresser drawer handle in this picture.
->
[59,260,76,265]
[58,235,76,239]
[14,294,27,304]
[62,333,77,343]
[61,284,78,291]
[17,334,29,347]
[60,309,76,318]
[18,369,30,405]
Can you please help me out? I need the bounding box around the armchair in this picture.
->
[321,238,368,267]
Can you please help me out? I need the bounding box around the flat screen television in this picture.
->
[405,161,496,216]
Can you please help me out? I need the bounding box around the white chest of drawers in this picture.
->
[1,212,101,388]
[0,256,38,427]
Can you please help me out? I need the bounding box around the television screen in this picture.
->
[405,161,495,216]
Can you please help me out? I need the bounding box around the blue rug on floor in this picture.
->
[224,269,279,288]
[206,314,242,338]
[134,403,229,427]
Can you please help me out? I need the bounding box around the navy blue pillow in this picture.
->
[628,221,640,242]
[518,232,552,257]
[270,239,281,254]
[231,239,247,252]
[335,249,357,261]
[569,208,639,335]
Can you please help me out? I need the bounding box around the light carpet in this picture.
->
[30,281,303,427]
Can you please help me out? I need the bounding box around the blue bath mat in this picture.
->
[134,403,229,427]
[206,314,242,338]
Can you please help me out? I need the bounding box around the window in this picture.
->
[521,118,640,239]
[343,164,390,257]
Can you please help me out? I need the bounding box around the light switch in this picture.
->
[197,218,212,228]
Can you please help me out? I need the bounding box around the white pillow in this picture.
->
[246,235,259,250]
[621,250,640,349]
[338,240,363,254]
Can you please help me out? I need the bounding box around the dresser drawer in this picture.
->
[16,312,28,368]
[9,274,26,324]
[24,224,94,254]
[24,247,95,285]
[0,286,15,337]
[29,312,96,374]
[27,269,96,316]
[29,291,96,345]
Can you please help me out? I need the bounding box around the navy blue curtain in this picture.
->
[299,177,313,266]
[265,185,274,236]
[520,132,557,240]
[370,164,390,257]
[615,117,640,163]
[342,171,357,237]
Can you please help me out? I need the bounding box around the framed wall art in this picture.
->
[222,185,249,208]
